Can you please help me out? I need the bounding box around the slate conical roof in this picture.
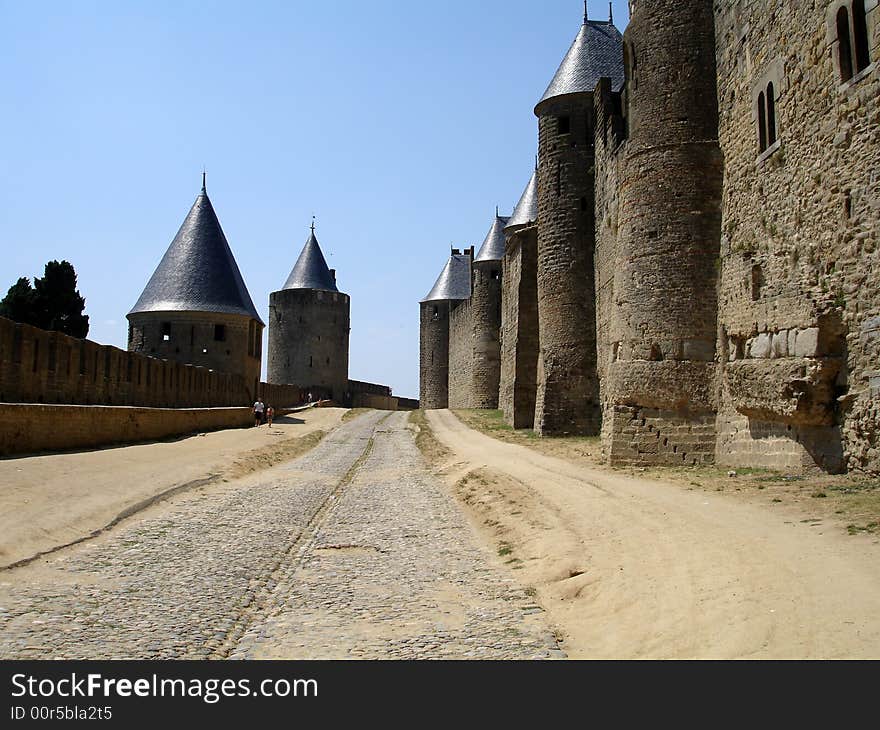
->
[504,170,539,234]
[421,252,472,303]
[129,181,262,323]
[281,229,339,292]
[474,213,511,263]
[535,18,624,114]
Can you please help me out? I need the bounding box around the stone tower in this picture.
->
[419,248,472,409]
[267,225,350,400]
[470,211,509,409]
[603,0,723,464]
[127,175,264,388]
[500,168,539,428]
[533,8,623,435]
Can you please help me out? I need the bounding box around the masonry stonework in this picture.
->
[500,225,539,428]
[533,95,601,436]
[268,288,350,400]
[419,301,450,409]
[470,260,504,409]
[714,0,880,473]
[418,1,879,475]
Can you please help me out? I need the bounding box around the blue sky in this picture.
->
[0,0,630,399]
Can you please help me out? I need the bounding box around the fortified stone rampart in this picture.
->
[0,315,304,409]
[714,0,880,473]
[418,1,880,476]
[500,224,539,428]
[268,288,350,401]
[448,298,474,408]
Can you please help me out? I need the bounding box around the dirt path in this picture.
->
[0,407,345,569]
[424,409,880,659]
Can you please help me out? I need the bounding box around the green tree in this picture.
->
[0,260,90,338]
[0,277,38,325]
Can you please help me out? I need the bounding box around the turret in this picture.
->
[267,223,350,401]
[603,0,723,465]
[533,6,623,435]
[127,175,264,388]
[419,248,473,409]
[471,211,509,408]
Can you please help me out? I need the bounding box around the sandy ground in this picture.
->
[0,407,345,569]
[423,409,880,659]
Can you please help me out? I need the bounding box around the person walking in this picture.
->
[266,404,275,427]
[253,397,265,427]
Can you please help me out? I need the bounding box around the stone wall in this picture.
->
[419,301,450,409]
[448,299,474,409]
[0,316,300,408]
[0,403,257,457]
[534,93,601,436]
[594,77,625,450]
[499,226,539,428]
[128,310,262,386]
[470,261,504,409]
[267,288,350,401]
[597,0,723,464]
[714,0,880,473]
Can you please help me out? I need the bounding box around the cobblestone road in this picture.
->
[0,411,558,659]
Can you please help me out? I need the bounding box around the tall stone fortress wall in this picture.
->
[417,0,880,475]
[599,0,723,465]
[713,0,880,473]
[500,224,539,428]
[447,298,474,408]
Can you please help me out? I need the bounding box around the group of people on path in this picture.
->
[252,398,275,427]
[252,390,316,427]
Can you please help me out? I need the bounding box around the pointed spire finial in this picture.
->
[201,170,206,192]
[496,205,499,217]
[310,214,316,234]
[584,0,588,23]
[609,1,613,23]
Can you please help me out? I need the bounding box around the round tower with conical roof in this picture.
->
[603,0,722,465]
[127,176,264,389]
[470,211,509,409]
[267,225,350,401]
[419,247,473,409]
[500,168,540,428]
[533,6,623,436]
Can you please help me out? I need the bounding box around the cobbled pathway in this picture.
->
[0,411,559,659]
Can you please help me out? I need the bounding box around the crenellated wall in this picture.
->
[0,315,301,408]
